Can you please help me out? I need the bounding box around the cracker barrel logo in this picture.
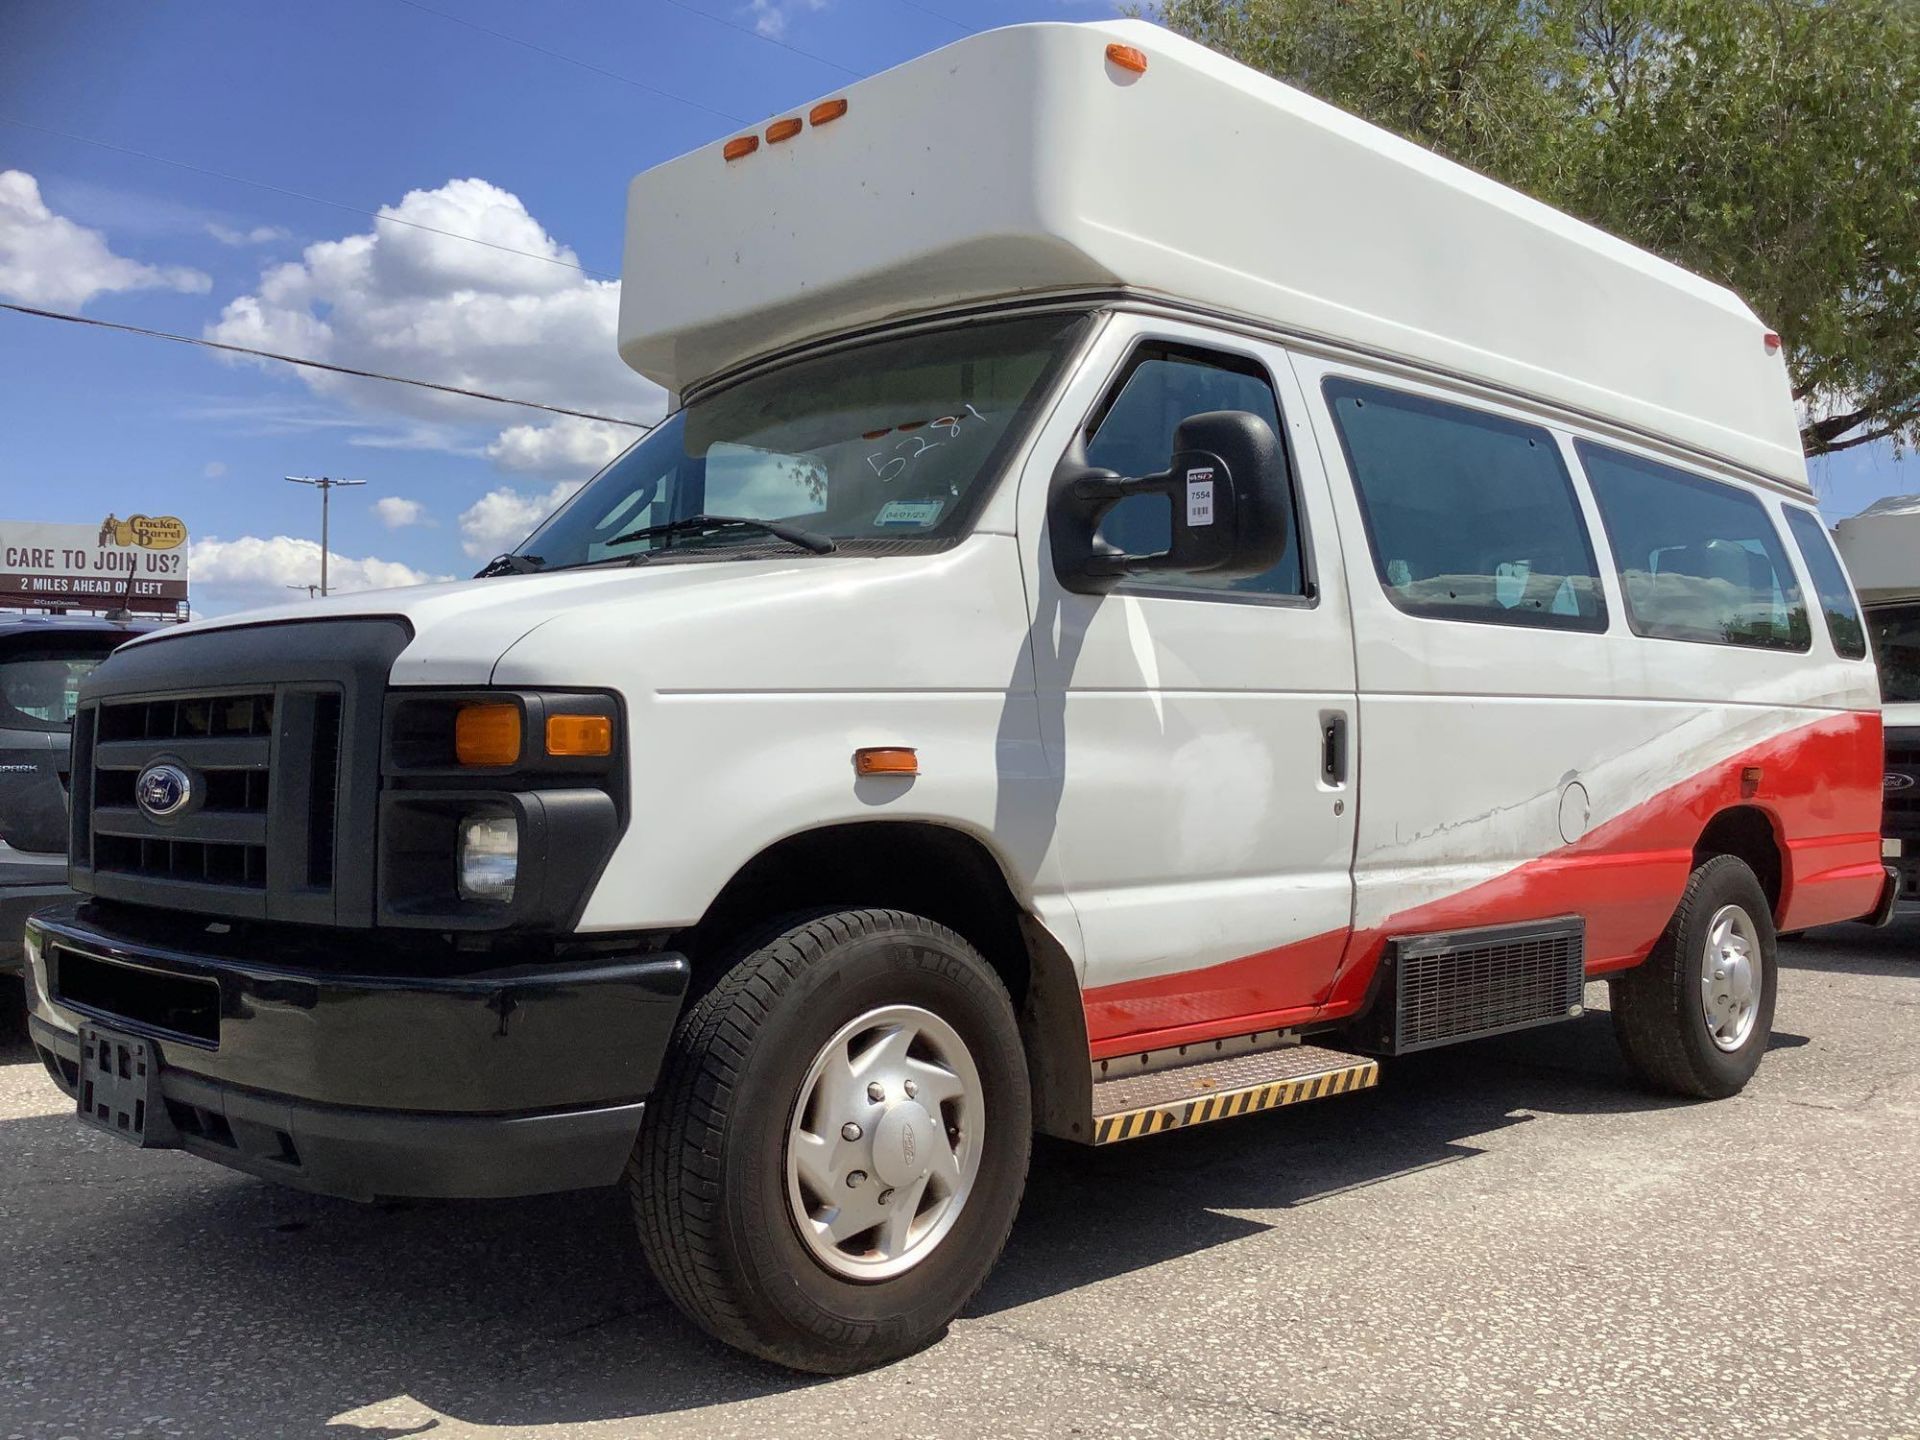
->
[99,514,188,550]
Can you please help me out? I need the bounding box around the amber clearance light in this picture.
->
[808,98,848,126]
[547,713,614,758]
[766,117,803,144]
[855,747,919,777]
[1105,43,1148,74]
[723,134,760,162]
[455,703,522,767]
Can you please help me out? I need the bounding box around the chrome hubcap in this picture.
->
[1701,903,1762,1052]
[785,1004,982,1281]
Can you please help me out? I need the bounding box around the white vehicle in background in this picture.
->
[23,20,1892,1372]
[1836,495,1920,908]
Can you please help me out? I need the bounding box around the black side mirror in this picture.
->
[1050,410,1291,592]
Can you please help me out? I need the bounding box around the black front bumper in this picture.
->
[25,904,688,1201]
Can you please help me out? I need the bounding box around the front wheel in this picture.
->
[630,909,1031,1373]
[1610,854,1777,1099]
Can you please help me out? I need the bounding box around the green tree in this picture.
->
[1147,0,1920,457]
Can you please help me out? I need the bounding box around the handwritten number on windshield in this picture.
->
[863,405,986,483]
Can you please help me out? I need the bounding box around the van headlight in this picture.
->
[458,810,519,903]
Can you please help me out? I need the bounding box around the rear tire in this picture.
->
[630,908,1031,1373]
[1610,854,1776,1099]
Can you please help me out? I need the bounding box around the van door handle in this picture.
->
[1321,714,1348,785]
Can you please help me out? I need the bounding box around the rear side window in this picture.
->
[1781,507,1868,659]
[1578,441,1808,652]
[1323,378,1606,630]
[0,651,108,730]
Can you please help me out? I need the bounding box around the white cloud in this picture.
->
[203,461,227,479]
[206,222,291,247]
[190,534,449,615]
[749,0,828,38]
[485,414,632,477]
[204,177,663,476]
[373,496,428,528]
[0,169,210,309]
[459,479,584,558]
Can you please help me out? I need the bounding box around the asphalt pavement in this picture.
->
[3,917,1917,1440]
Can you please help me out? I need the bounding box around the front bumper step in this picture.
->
[1091,1042,1379,1144]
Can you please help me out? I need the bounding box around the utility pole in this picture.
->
[284,475,366,597]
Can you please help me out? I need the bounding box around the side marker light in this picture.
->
[855,747,919,777]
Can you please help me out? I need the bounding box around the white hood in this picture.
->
[133,556,886,687]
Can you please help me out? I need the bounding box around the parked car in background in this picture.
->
[1835,495,1920,910]
[1,613,157,973]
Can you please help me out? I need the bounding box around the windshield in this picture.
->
[515,312,1090,569]
[1869,602,1920,705]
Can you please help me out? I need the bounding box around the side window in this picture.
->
[1322,378,1607,631]
[1578,441,1809,652]
[1781,506,1869,660]
[1085,346,1305,598]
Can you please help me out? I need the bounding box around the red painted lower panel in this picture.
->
[1084,709,1882,1060]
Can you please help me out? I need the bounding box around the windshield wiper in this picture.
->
[608,514,837,557]
[475,553,545,578]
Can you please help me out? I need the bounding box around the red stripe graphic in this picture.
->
[1085,710,1883,1059]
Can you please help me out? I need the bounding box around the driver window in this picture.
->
[1086,345,1305,598]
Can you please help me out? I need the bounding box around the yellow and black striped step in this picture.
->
[1091,1044,1378,1145]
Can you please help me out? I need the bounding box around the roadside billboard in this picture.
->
[0,515,189,614]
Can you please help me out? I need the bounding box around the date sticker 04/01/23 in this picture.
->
[1185,467,1216,527]
[875,499,946,528]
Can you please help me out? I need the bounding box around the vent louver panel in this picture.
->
[1375,917,1586,1054]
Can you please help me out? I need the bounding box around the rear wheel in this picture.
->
[630,909,1030,1373]
[1610,854,1777,1099]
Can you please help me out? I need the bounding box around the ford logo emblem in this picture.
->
[135,762,194,818]
[1888,772,1916,794]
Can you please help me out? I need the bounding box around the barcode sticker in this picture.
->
[1185,467,1216,527]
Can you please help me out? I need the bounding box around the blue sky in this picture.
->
[1,0,1912,615]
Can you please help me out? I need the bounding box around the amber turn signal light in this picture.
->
[455,703,522,767]
[766,117,803,144]
[855,747,919,777]
[808,98,848,126]
[723,134,759,161]
[1105,43,1148,74]
[547,713,614,758]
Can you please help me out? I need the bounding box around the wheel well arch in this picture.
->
[1692,805,1784,920]
[681,820,1093,1139]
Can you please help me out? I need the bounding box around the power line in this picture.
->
[888,0,977,34]
[655,0,861,78]
[388,0,748,125]
[0,301,657,429]
[0,116,616,280]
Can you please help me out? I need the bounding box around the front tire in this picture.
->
[630,909,1031,1373]
[1610,854,1777,1099]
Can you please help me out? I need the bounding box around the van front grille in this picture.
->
[1887,729,1920,840]
[76,685,343,920]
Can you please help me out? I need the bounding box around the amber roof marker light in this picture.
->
[1105,43,1149,75]
[766,117,803,144]
[809,98,849,127]
[723,135,759,162]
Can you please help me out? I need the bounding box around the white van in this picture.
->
[1835,497,1920,905]
[23,20,1893,1372]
